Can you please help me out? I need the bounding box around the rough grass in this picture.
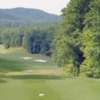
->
[7,47,28,54]
[0,45,4,54]
[0,45,100,100]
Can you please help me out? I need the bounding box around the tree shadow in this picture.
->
[0,79,7,84]
[4,74,64,80]
[0,58,28,72]
[0,75,7,84]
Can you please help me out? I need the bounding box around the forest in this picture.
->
[0,23,57,56]
[53,0,100,78]
[0,7,61,27]
[0,0,100,78]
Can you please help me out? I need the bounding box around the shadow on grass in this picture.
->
[3,75,64,80]
[0,58,28,72]
[0,75,7,84]
[0,79,7,84]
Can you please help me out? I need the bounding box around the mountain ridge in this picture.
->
[0,7,61,26]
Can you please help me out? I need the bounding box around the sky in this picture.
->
[0,0,70,15]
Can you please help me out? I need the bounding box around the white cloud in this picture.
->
[0,0,70,15]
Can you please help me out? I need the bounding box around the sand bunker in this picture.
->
[34,59,47,62]
[21,57,32,60]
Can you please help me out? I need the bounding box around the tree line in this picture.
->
[0,23,56,56]
[53,0,100,78]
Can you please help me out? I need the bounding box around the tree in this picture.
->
[80,0,100,78]
[22,32,32,53]
[0,23,56,56]
[53,0,91,76]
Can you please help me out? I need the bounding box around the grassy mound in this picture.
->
[6,47,29,54]
[0,45,29,55]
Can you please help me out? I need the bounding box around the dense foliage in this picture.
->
[80,0,100,78]
[0,24,56,56]
[53,0,100,78]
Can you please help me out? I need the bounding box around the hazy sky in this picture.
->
[0,0,70,15]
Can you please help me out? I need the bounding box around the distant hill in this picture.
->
[0,7,61,27]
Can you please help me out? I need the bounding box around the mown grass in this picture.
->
[0,46,100,100]
[0,52,56,72]
[0,75,61,100]
[0,75,100,100]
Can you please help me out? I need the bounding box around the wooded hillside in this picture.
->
[0,7,61,27]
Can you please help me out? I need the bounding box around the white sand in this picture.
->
[20,57,47,63]
[21,57,32,60]
[34,59,47,62]
[39,93,45,96]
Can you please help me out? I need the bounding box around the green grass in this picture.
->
[0,75,100,100]
[0,75,62,100]
[0,51,56,72]
[0,46,100,100]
